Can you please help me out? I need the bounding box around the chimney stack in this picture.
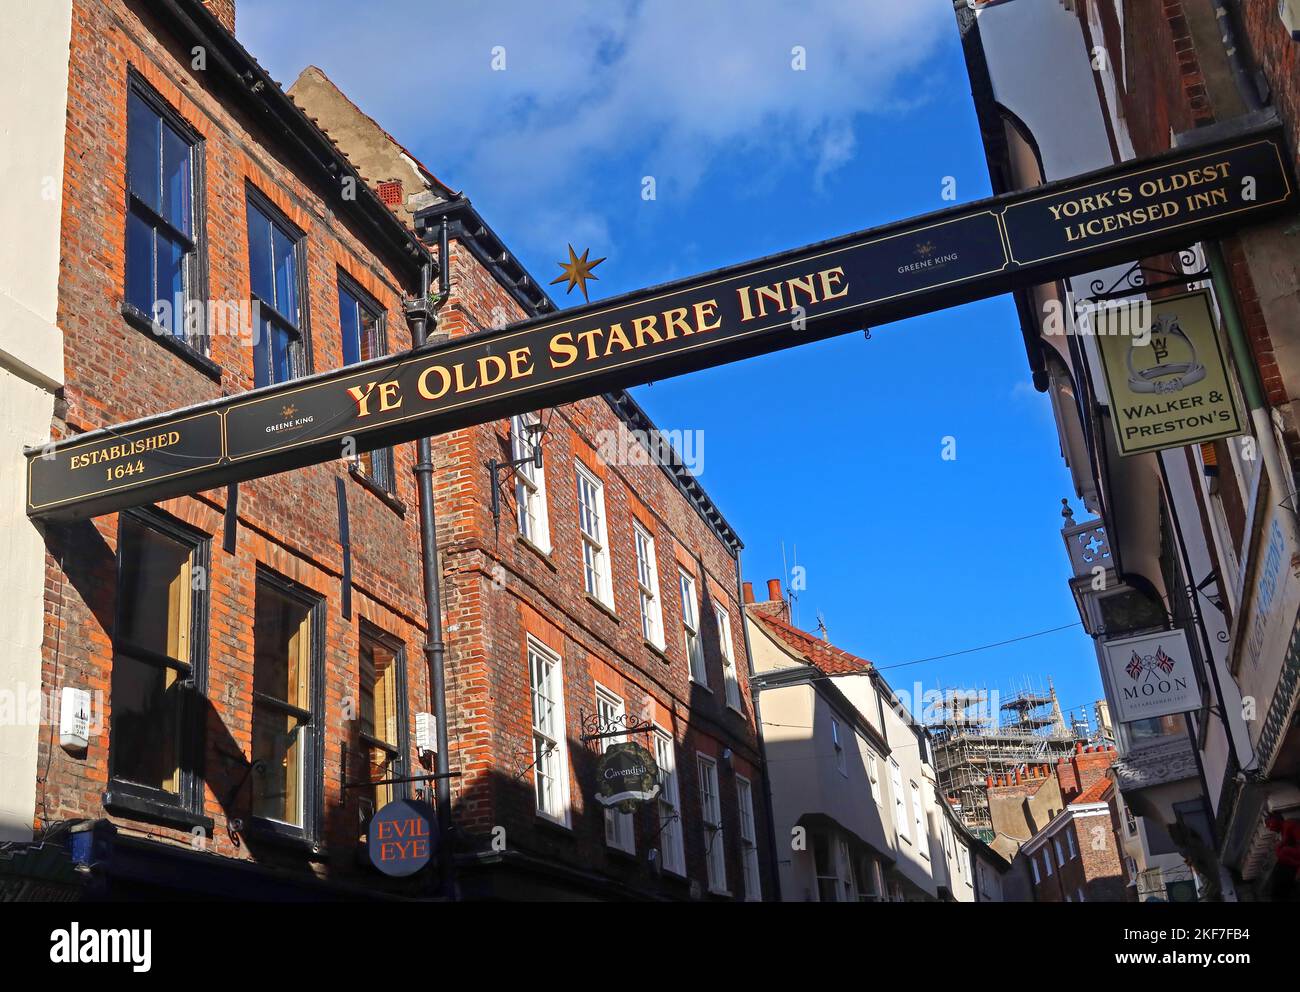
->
[742,581,755,604]
[767,578,783,602]
[201,1,236,33]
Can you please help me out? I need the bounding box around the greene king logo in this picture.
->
[49,924,151,972]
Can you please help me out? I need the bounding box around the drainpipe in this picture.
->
[735,552,783,902]
[411,253,455,898]
[1213,0,1263,113]
[1205,241,1299,524]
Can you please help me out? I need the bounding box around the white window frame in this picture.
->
[1054,837,1066,869]
[576,462,613,607]
[596,685,635,854]
[697,753,727,894]
[1067,826,1078,860]
[654,727,685,876]
[736,774,761,901]
[511,412,550,552]
[831,718,847,776]
[890,759,908,841]
[911,781,927,859]
[867,751,882,805]
[1031,855,1041,884]
[1043,849,1053,877]
[633,522,665,649]
[528,639,570,825]
[833,835,857,902]
[715,600,742,710]
[680,569,707,687]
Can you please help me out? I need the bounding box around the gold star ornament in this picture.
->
[550,244,606,303]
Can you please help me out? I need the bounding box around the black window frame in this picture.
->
[337,271,396,495]
[249,567,327,850]
[104,506,212,831]
[245,184,313,388]
[122,69,213,372]
[356,620,411,812]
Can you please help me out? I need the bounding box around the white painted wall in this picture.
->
[0,0,72,841]
[750,614,944,899]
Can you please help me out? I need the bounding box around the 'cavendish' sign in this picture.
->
[595,742,660,812]
[26,126,1295,520]
[1095,289,1245,456]
[1102,628,1204,723]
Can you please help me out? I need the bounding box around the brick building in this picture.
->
[986,745,1134,902]
[957,0,1300,900]
[23,0,771,901]
[288,64,772,901]
[31,0,438,897]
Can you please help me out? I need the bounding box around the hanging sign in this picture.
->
[25,126,1294,521]
[1102,628,1203,723]
[368,798,435,877]
[595,742,660,812]
[1095,289,1244,456]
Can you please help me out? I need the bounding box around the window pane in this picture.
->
[127,89,160,210]
[155,229,186,335]
[272,223,297,319]
[125,210,156,316]
[254,582,311,709]
[359,307,380,362]
[246,205,273,303]
[161,121,192,236]
[118,516,192,662]
[252,705,305,825]
[359,635,397,746]
[253,311,272,389]
[111,651,182,794]
[271,320,294,384]
[339,287,360,366]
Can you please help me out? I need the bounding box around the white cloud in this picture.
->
[240,0,952,252]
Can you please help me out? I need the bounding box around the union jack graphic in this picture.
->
[1126,651,1144,680]
[1154,646,1175,674]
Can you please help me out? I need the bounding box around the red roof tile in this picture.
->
[1072,775,1114,805]
[750,609,873,676]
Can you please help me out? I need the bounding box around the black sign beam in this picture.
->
[27,126,1295,520]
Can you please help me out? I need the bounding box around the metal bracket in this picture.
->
[338,740,460,805]
[1082,250,1209,303]
[489,417,547,532]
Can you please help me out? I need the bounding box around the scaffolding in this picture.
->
[928,678,1091,841]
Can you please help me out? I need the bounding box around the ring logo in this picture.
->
[49,924,151,973]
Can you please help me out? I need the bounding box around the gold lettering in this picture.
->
[663,307,694,337]
[604,322,633,356]
[693,300,722,333]
[377,381,402,412]
[478,355,507,388]
[417,364,452,400]
[577,329,602,361]
[509,346,534,379]
[348,382,377,418]
[549,333,578,368]
[631,315,662,348]
[818,266,849,301]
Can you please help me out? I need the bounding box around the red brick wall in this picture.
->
[432,236,769,899]
[200,0,234,33]
[1093,0,1298,450]
[43,0,768,900]
[39,0,430,885]
[1029,810,1128,903]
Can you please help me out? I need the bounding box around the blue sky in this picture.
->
[240,0,1104,728]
